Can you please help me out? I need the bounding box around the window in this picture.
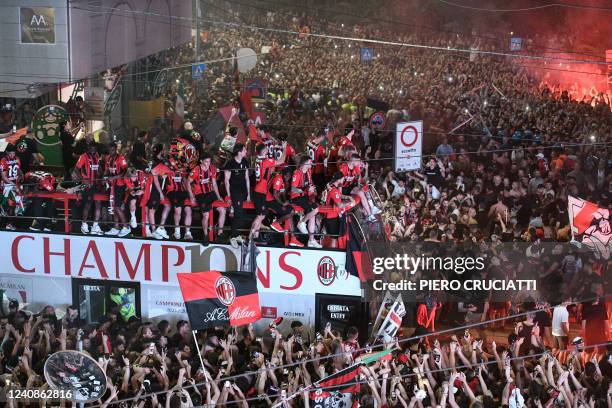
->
[71,278,141,324]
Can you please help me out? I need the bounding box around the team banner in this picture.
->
[376,294,406,342]
[177,270,261,330]
[370,291,395,340]
[395,121,423,172]
[310,365,360,408]
[568,196,610,259]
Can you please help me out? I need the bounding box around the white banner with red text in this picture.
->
[1,232,360,324]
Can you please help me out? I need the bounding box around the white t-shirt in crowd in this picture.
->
[551,305,569,336]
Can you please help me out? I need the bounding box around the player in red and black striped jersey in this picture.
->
[321,171,354,248]
[290,156,321,248]
[104,142,130,237]
[268,132,295,168]
[148,144,173,239]
[266,167,303,247]
[126,168,151,234]
[187,151,226,243]
[326,130,354,177]
[24,171,55,232]
[0,144,23,230]
[166,161,193,241]
[250,143,286,240]
[306,132,327,192]
[339,153,379,222]
[75,142,103,235]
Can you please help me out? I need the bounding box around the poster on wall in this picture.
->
[20,7,56,44]
[0,275,32,312]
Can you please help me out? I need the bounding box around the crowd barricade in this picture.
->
[25,192,360,248]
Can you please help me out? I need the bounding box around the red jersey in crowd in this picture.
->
[76,152,101,184]
[321,183,342,218]
[266,173,285,201]
[0,156,21,185]
[307,139,326,175]
[270,141,295,167]
[255,155,276,194]
[189,164,217,195]
[537,157,549,174]
[105,153,128,186]
[290,168,313,199]
[339,162,361,187]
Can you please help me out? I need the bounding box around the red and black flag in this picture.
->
[309,365,360,408]
[344,218,374,282]
[177,271,261,330]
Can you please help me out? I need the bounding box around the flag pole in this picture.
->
[192,330,207,372]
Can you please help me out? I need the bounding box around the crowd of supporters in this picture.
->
[1,295,610,407]
[0,2,609,248]
[0,2,610,407]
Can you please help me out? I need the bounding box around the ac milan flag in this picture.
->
[567,196,610,259]
[309,365,360,408]
[344,217,374,282]
[177,271,261,330]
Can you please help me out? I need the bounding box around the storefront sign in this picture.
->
[21,7,55,44]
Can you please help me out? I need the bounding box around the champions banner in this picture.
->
[177,271,261,330]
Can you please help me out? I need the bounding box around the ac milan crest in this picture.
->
[317,256,337,286]
[215,276,236,306]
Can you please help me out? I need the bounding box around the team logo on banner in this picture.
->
[177,270,261,330]
[215,276,236,306]
[317,256,336,286]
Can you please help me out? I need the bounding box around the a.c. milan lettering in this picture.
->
[177,270,261,330]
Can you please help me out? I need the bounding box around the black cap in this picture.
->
[5,143,16,152]
[290,320,303,329]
